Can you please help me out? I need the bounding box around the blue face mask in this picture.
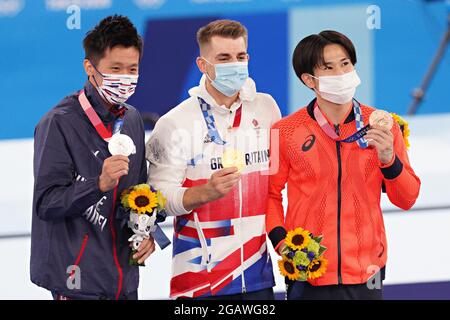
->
[203,58,249,97]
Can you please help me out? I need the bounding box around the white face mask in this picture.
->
[310,70,361,104]
[91,62,139,105]
[97,73,138,105]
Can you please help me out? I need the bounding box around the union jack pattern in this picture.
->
[170,172,274,298]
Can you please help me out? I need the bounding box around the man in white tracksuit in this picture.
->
[146,19,281,299]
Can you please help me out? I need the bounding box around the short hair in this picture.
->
[196,19,248,50]
[292,30,357,84]
[83,15,143,65]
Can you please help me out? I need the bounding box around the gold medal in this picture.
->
[222,149,245,173]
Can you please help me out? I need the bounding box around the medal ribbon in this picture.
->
[313,99,369,148]
[232,105,242,129]
[198,97,241,145]
[78,90,124,142]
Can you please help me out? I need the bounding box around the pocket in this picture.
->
[72,234,89,269]
[45,223,54,263]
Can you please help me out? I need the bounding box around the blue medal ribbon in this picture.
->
[351,99,369,148]
[197,97,227,145]
[112,118,124,135]
[340,124,371,143]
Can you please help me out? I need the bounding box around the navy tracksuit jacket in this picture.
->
[31,81,147,299]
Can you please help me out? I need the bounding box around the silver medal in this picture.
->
[108,133,136,156]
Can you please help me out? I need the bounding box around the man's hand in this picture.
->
[133,237,156,264]
[98,155,129,192]
[182,167,241,212]
[204,167,241,202]
[365,125,394,165]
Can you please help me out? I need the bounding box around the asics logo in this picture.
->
[302,134,316,152]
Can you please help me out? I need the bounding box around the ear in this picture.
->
[301,73,317,90]
[83,59,95,77]
[196,57,207,74]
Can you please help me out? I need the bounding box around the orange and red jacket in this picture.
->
[266,99,421,286]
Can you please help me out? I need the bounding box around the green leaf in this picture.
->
[318,246,327,257]
[281,246,291,256]
[129,249,145,267]
[313,235,323,243]
[298,271,308,281]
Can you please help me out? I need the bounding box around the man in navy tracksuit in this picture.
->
[30,15,155,300]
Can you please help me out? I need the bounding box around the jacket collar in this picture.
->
[188,74,257,114]
[306,97,356,124]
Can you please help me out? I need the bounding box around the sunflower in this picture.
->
[307,257,328,280]
[278,256,300,281]
[285,227,311,251]
[127,185,158,214]
[120,189,131,209]
[156,190,167,210]
[391,113,410,149]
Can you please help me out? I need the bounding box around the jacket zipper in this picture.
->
[69,234,89,278]
[110,187,124,300]
[225,108,246,294]
[335,124,343,284]
[238,179,246,294]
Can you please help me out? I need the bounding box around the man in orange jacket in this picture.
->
[266,30,421,300]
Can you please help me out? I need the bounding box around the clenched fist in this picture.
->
[365,124,394,165]
[133,237,156,264]
[204,167,241,202]
[182,167,242,212]
[98,155,129,192]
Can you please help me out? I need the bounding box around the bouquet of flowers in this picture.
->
[120,184,167,266]
[278,227,328,281]
[391,113,410,149]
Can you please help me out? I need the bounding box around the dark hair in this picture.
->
[83,15,143,64]
[292,30,357,85]
[197,19,248,49]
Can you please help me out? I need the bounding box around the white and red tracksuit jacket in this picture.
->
[146,75,281,298]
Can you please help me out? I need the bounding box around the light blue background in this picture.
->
[0,0,448,139]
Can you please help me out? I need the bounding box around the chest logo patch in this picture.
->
[302,134,316,152]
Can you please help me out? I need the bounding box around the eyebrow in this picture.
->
[109,62,139,68]
[324,57,349,65]
[215,52,248,58]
